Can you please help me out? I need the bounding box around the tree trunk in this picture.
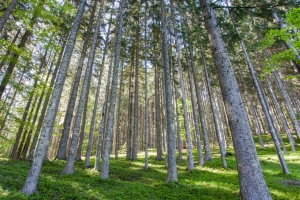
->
[0,0,18,31]
[100,0,125,179]
[56,0,97,160]
[85,4,113,167]
[200,0,272,198]
[21,0,87,195]
[144,0,149,169]
[227,6,289,174]
[161,0,177,182]
[115,62,124,161]
[201,44,227,168]
[132,16,140,161]
[170,0,194,170]
[27,38,66,160]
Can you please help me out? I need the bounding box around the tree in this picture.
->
[21,0,87,195]
[199,0,272,198]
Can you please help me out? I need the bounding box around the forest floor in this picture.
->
[0,136,300,200]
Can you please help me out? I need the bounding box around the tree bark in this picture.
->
[100,0,125,179]
[21,0,87,195]
[161,0,177,182]
[0,0,18,31]
[200,0,272,198]
[56,0,97,160]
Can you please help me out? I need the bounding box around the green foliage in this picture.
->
[261,8,300,72]
[1,136,300,199]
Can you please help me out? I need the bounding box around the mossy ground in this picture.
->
[0,135,299,199]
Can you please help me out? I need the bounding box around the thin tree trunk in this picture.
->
[27,38,66,160]
[185,50,204,166]
[22,0,87,195]
[115,62,124,161]
[0,28,21,71]
[144,0,149,169]
[0,0,18,31]
[161,0,177,182]
[200,44,227,168]
[228,5,289,173]
[94,54,114,171]
[100,0,125,179]
[62,1,104,174]
[85,3,113,167]
[170,0,194,170]
[56,0,97,160]
[132,16,140,161]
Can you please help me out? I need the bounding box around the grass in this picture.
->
[0,136,299,200]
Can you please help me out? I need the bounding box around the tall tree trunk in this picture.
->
[115,62,124,161]
[235,64,265,149]
[10,60,44,159]
[56,0,97,160]
[190,47,212,161]
[21,0,87,195]
[170,0,194,170]
[61,1,104,174]
[144,0,149,169]
[200,0,272,198]
[272,69,300,139]
[27,38,66,160]
[94,55,114,171]
[227,5,289,174]
[126,43,134,160]
[201,44,227,168]
[161,0,177,182]
[265,75,296,152]
[0,0,18,31]
[85,3,113,167]
[154,58,163,160]
[0,28,21,71]
[132,16,140,161]
[100,0,125,179]
[185,50,204,166]
[21,51,55,160]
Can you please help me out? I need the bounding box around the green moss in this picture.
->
[0,136,299,199]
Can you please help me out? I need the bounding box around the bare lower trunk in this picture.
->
[56,0,97,160]
[21,0,86,195]
[100,0,125,179]
[200,0,271,198]
[161,0,177,182]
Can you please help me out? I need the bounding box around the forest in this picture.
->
[0,0,300,199]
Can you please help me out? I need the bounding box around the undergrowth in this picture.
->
[0,135,299,199]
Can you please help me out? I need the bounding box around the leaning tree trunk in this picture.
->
[227,5,289,174]
[27,38,66,160]
[94,55,114,171]
[61,1,104,174]
[185,49,204,166]
[186,17,212,161]
[85,4,113,167]
[161,0,177,182]
[56,0,97,160]
[100,0,125,179]
[170,0,194,170]
[21,0,87,195]
[200,0,272,199]
[265,75,296,152]
[201,44,227,168]
[0,0,18,31]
